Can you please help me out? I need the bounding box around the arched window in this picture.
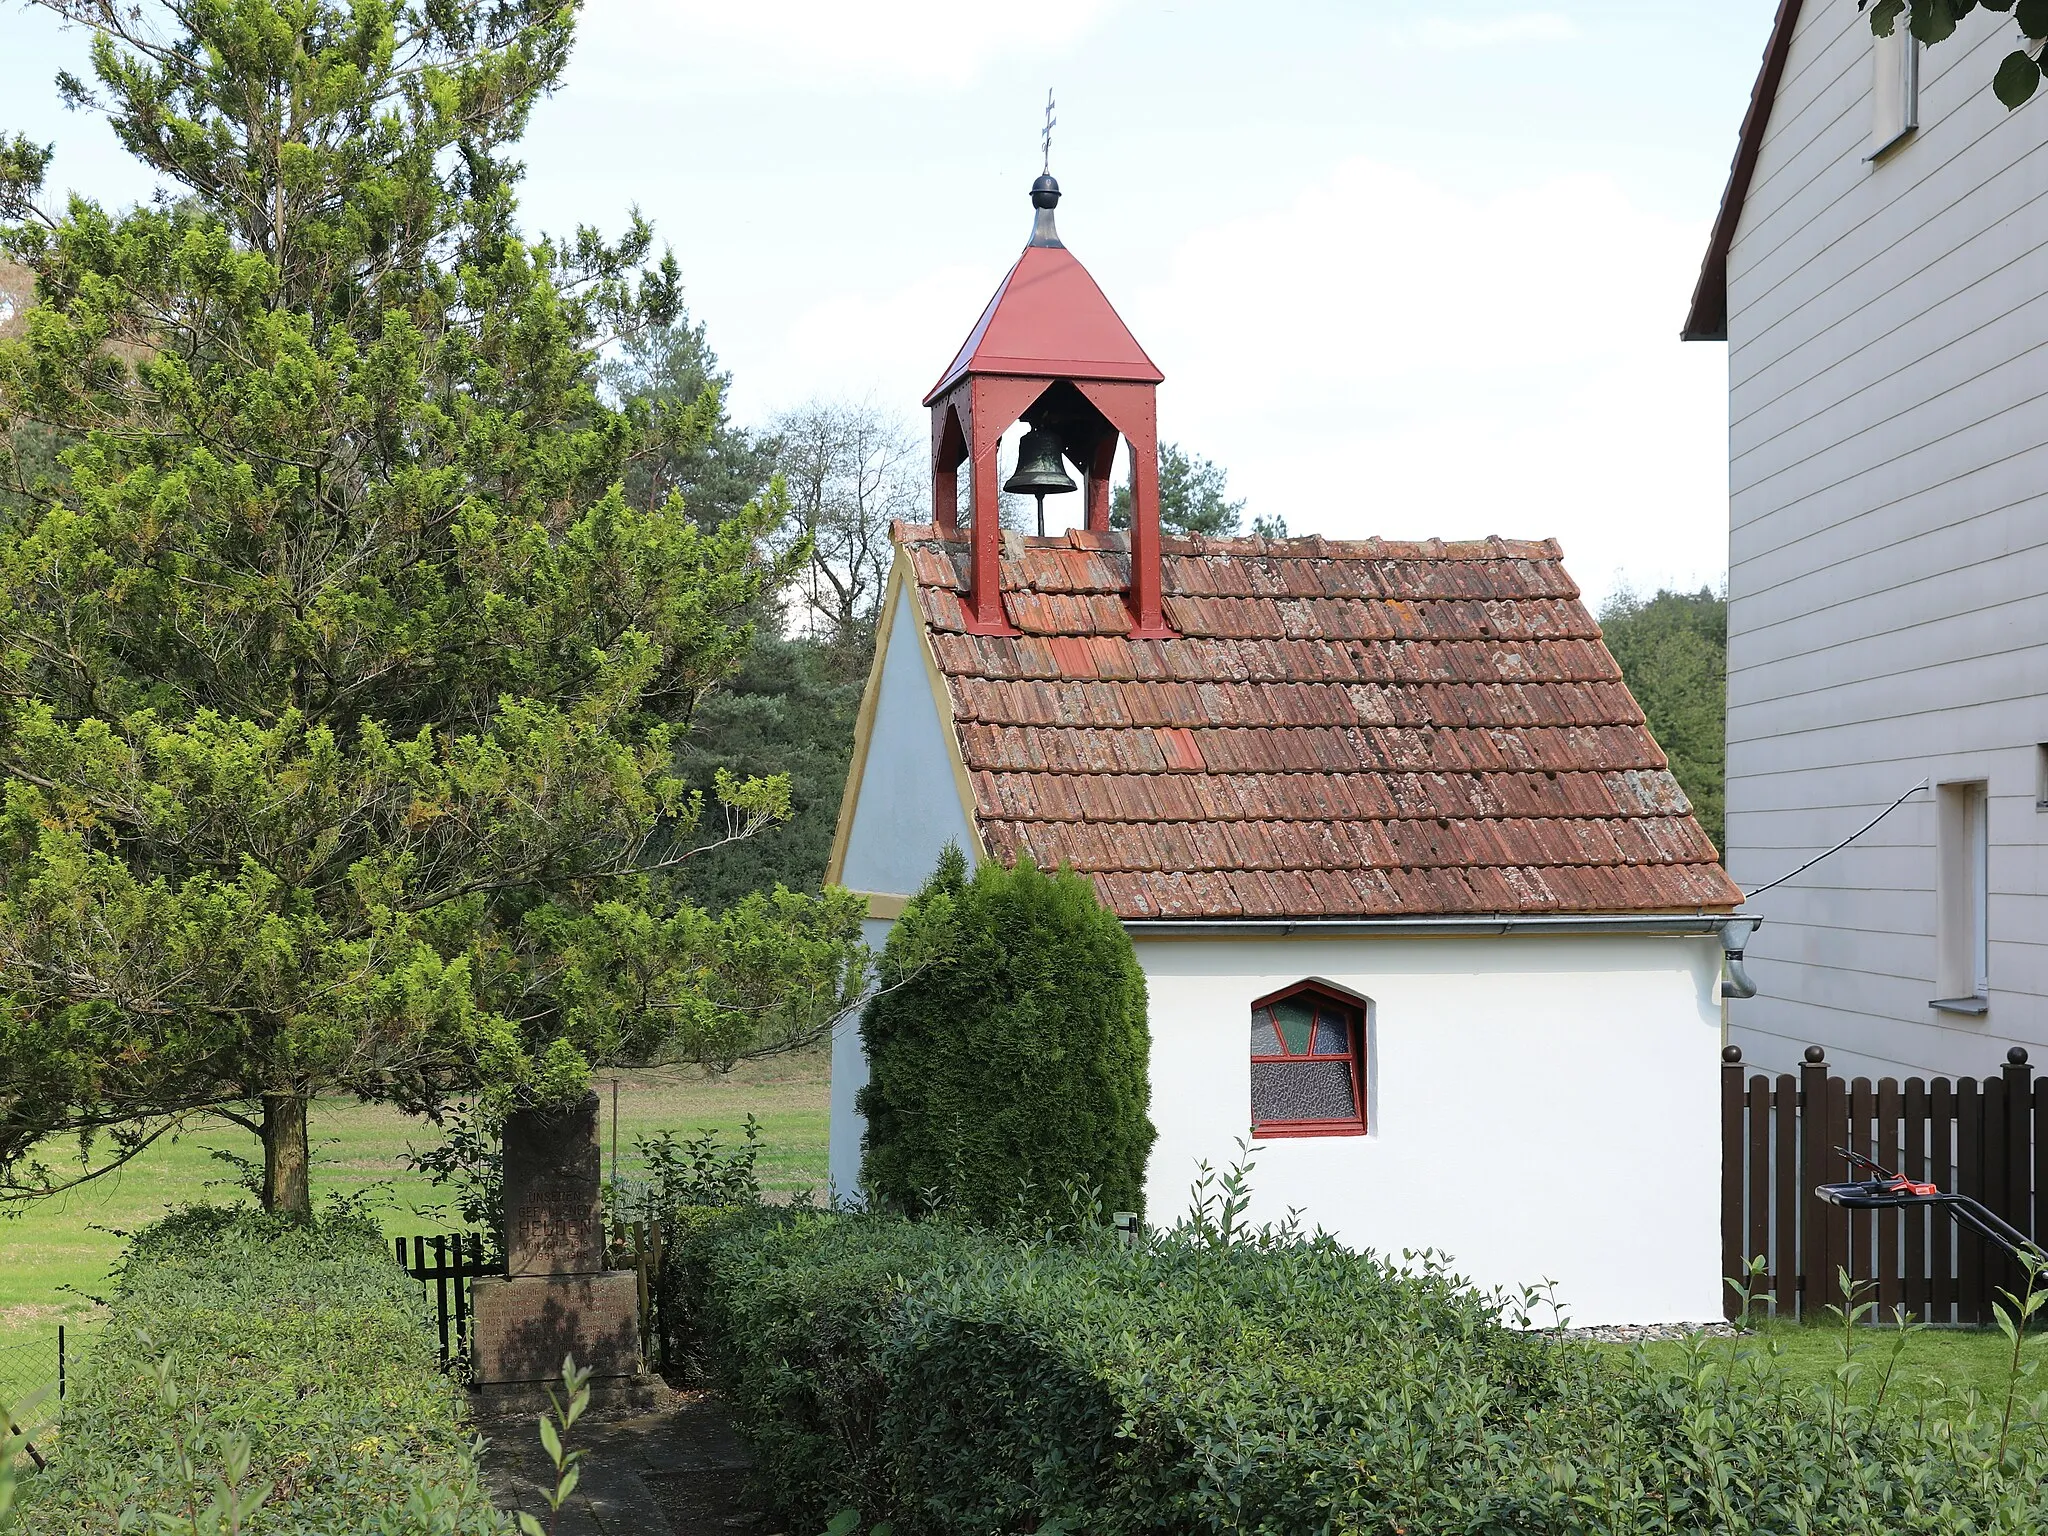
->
[1250,984,1367,1137]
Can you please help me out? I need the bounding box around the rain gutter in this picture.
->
[1124,912,1766,997]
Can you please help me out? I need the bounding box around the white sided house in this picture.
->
[1686,4,2048,1081]
[829,175,1749,1325]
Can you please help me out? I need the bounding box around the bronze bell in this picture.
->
[1003,427,1076,535]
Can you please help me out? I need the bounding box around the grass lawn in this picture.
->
[0,1049,831,1367]
[1619,1321,2043,1411]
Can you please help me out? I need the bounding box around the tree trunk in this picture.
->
[261,1092,311,1216]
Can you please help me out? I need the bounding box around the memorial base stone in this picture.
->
[470,1272,655,1413]
[471,1272,641,1382]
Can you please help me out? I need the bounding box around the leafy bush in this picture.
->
[858,847,1154,1224]
[664,1207,982,1528]
[627,1117,773,1372]
[407,1105,508,1258]
[16,1206,509,1535]
[622,1113,766,1225]
[677,1202,2048,1536]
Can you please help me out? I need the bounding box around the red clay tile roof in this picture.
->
[896,523,1741,921]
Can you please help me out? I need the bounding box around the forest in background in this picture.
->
[432,316,1738,901]
[1598,587,1728,855]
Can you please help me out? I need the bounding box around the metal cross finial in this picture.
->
[1042,88,1057,175]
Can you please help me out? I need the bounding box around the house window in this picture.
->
[1933,780,1989,1012]
[2035,745,2048,811]
[1871,22,1919,157]
[1250,984,1366,1137]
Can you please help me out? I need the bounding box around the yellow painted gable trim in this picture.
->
[823,558,899,889]
[824,551,986,889]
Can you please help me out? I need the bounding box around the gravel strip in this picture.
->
[1541,1321,1748,1343]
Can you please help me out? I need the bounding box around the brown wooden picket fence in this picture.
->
[1721,1045,2044,1324]
[610,1218,666,1369]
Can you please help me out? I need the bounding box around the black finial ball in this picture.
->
[1803,1045,1825,1064]
[2010,1046,2030,1066]
[1723,1045,1743,1063]
[1031,173,1061,209]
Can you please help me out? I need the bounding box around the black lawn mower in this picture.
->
[1817,1147,2047,1269]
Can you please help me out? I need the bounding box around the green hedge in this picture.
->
[676,1209,2048,1536]
[17,1206,508,1535]
[858,848,1154,1224]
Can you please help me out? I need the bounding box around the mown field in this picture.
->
[1624,1321,2038,1408]
[0,1050,831,1359]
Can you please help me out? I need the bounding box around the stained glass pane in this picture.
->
[1250,1008,1281,1056]
[1270,999,1315,1055]
[1312,1013,1350,1056]
[1251,1060,1358,1124]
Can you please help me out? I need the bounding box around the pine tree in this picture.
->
[0,1,867,1213]
[1112,441,1247,537]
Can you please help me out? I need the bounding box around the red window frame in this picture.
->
[1250,981,1367,1138]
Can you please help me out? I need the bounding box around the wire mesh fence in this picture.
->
[0,1327,69,1464]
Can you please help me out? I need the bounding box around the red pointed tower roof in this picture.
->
[924,179,1162,403]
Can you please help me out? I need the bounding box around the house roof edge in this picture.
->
[1683,0,1806,343]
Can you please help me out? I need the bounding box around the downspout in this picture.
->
[1719,914,1763,1000]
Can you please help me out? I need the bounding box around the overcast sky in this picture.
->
[2,1,1782,607]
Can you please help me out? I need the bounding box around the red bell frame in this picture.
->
[922,192,1174,641]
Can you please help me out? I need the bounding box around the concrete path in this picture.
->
[482,1388,778,1536]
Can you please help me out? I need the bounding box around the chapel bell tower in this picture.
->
[923,174,1173,638]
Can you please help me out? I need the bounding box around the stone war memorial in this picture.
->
[470,1092,651,1411]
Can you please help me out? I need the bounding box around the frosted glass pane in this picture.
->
[1251,1061,1357,1123]
[1250,1009,1280,1056]
[1312,1014,1350,1056]
[1271,999,1315,1055]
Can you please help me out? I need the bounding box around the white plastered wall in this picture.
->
[1138,932,1727,1325]
[827,578,979,1200]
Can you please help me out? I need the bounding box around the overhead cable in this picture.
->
[1741,778,1930,902]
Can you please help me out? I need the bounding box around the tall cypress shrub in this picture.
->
[858,848,1154,1224]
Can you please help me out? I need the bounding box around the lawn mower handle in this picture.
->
[1815,1146,2048,1269]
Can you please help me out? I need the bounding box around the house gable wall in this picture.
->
[1725,3,2048,1078]
[832,575,980,902]
[826,573,980,1195]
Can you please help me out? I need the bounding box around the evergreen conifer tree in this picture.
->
[0,1,867,1213]
[858,848,1155,1225]
[1599,587,1727,852]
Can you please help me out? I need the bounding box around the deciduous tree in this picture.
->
[1863,1,2048,109]
[771,398,917,672]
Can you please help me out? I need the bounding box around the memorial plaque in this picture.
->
[502,1091,605,1276]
